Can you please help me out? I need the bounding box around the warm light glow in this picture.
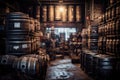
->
[59,6,64,12]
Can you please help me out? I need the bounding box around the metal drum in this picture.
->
[80,51,86,70]
[92,54,99,79]
[85,52,94,75]
[6,39,32,56]
[12,56,40,76]
[96,54,116,80]
[6,12,31,35]
[88,39,98,51]
[5,12,36,56]
[0,55,17,74]
[89,26,98,39]
[27,53,49,76]
[0,55,17,66]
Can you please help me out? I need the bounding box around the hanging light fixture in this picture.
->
[59,6,64,12]
[58,0,64,12]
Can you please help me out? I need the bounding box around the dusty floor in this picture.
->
[45,56,93,80]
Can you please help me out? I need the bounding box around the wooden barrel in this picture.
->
[12,56,40,76]
[88,39,98,51]
[34,19,40,32]
[6,39,32,56]
[85,52,94,75]
[96,54,116,80]
[0,55,17,75]
[82,50,98,76]
[92,54,99,79]
[89,26,98,39]
[34,32,41,50]
[6,12,31,35]
[115,19,120,35]
[0,55,17,66]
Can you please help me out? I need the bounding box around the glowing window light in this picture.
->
[59,6,64,12]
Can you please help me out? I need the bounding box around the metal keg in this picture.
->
[89,26,98,39]
[6,12,31,35]
[85,52,97,76]
[0,55,17,66]
[80,51,86,70]
[88,39,98,51]
[92,54,99,79]
[96,54,116,80]
[12,56,40,76]
[0,55,17,74]
[6,39,32,56]
[23,54,49,77]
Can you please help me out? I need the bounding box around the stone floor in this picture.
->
[45,56,93,80]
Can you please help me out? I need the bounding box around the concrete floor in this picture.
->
[45,56,93,80]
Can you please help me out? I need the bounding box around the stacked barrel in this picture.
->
[87,23,98,52]
[12,50,49,79]
[98,0,120,56]
[5,12,34,56]
[80,50,118,80]
[97,0,120,79]
[0,12,49,79]
[80,0,120,80]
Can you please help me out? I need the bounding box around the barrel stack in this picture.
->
[5,12,34,56]
[0,12,49,80]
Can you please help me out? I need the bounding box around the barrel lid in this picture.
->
[6,12,29,19]
[95,54,116,61]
